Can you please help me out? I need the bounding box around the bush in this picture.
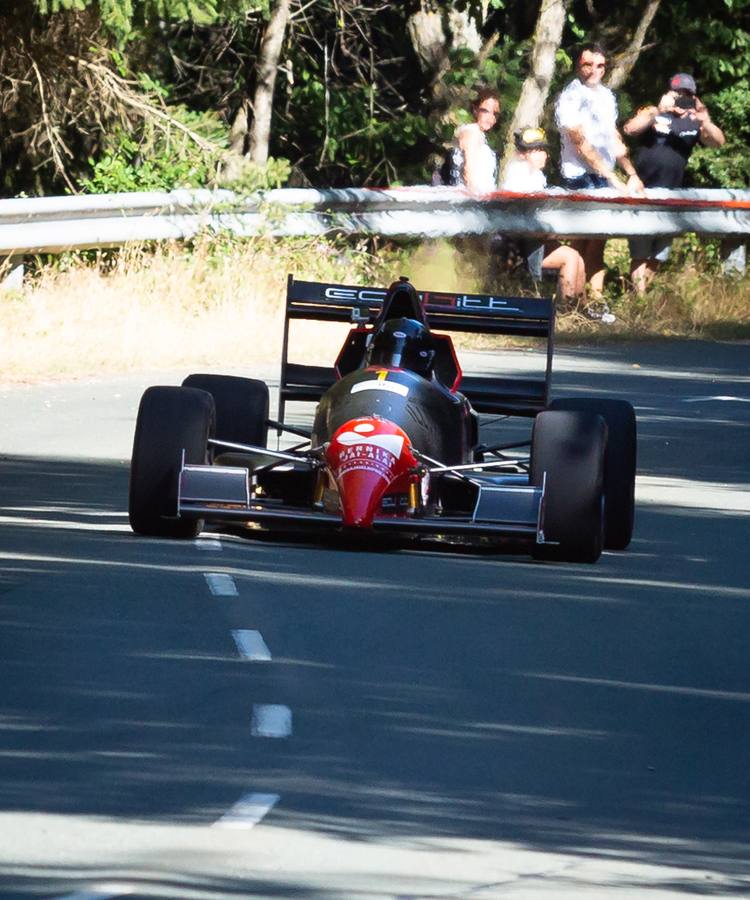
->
[80,104,227,193]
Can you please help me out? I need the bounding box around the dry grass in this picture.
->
[0,236,397,384]
[610,269,750,338]
[582,237,750,340]
[2,236,748,385]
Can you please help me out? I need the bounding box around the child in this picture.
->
[501,127,589,312]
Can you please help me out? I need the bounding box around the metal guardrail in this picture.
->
[1,186,750,256]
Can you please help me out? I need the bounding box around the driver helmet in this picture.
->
[367,317,435,376]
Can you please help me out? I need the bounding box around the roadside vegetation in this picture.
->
[1,2,748,385]
[2,236,748,385]
[3,1,749,196]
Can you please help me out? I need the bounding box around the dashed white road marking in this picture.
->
[204,572,238,596]
[251,704,292,737]
[195,537,223,551]
[232,629,272,661]
[213,792,280,830]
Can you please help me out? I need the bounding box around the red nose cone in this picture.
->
[326,417,415,528]
[337,467,390,527]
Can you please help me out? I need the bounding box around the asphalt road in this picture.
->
[0,341,749,899]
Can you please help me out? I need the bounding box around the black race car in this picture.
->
[128,275,636,562]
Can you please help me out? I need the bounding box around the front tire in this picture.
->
[128,386,215,538]
[182,373,269,449]
[531,410,606,563]
[550,398,636,549]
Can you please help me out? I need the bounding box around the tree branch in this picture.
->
[606,0,662,91]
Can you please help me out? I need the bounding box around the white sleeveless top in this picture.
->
[453,122,497,193]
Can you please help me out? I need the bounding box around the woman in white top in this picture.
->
[452,88,500,194]
[501,127,586,304]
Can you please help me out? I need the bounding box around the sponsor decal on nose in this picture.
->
[326,417,415,527]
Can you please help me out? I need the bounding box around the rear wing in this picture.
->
[280,275,555,421]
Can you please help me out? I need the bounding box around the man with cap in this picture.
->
[500,126,586,306]
[623,73,725,293]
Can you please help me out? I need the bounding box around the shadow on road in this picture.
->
[0,444,749,896]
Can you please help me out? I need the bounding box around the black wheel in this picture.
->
[182,373,269,448]
[128,386,215,538]
[550,398,636,549]
[531,410,606,563]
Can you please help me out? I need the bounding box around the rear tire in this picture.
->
[128,386,214,538]
[550,397,636,549]
[182,374,269,449]
[531,410,606,563]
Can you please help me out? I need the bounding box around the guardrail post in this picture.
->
[0,256,24,291]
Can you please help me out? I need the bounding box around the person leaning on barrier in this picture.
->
[436,87,502,287]
[623,73,726,294]
[555,43,644,315]
[500,127,586,307]
[450,87,501,195]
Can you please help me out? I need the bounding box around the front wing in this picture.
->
[177,463,544,541]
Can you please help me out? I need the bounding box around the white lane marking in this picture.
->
[195,538,223,551]
[232,629,272,661]
[251,704,292,737]
[213,792,280,830]
[204,572,238,596]
[683,395,750,403]
[50,885,134,900]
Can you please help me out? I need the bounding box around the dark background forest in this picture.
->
[2,0,749,198]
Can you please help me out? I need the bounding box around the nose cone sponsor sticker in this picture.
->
[326,417,416,527]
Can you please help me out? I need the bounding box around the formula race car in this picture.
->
[128,275,636,562]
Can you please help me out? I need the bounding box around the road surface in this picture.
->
[0,340,749,898]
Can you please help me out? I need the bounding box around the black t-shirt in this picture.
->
[634,111,702,188]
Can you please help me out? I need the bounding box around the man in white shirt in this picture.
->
[555,44,643,305]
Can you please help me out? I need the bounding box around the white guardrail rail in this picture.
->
[1,185,749,256]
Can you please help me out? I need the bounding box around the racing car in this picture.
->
[128,275,636,562]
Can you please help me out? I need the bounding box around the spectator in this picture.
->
[501,127,586,305]
[555,43,644,314]
[623,73,725,293]
[451,87,501,194]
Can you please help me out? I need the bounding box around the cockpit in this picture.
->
[366,317,436,376]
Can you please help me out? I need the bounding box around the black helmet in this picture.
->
[367,317,435,376]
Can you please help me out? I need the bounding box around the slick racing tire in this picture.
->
[128,386,215,538]
[531,410,606,563]
[182,374,269,449]
[550,397,636,550]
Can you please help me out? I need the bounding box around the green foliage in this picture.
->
[223,157,292,193]
[34,0,267,42]
[668,233,725,272]
[81,106,227,192]
[684,78,750,186]
[13,0,750,193]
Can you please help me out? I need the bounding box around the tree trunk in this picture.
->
[605,0,662,90]
[407,5,449,78]
[498,0,567,183]
[407,2,485,108]
[248,0,291,165]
